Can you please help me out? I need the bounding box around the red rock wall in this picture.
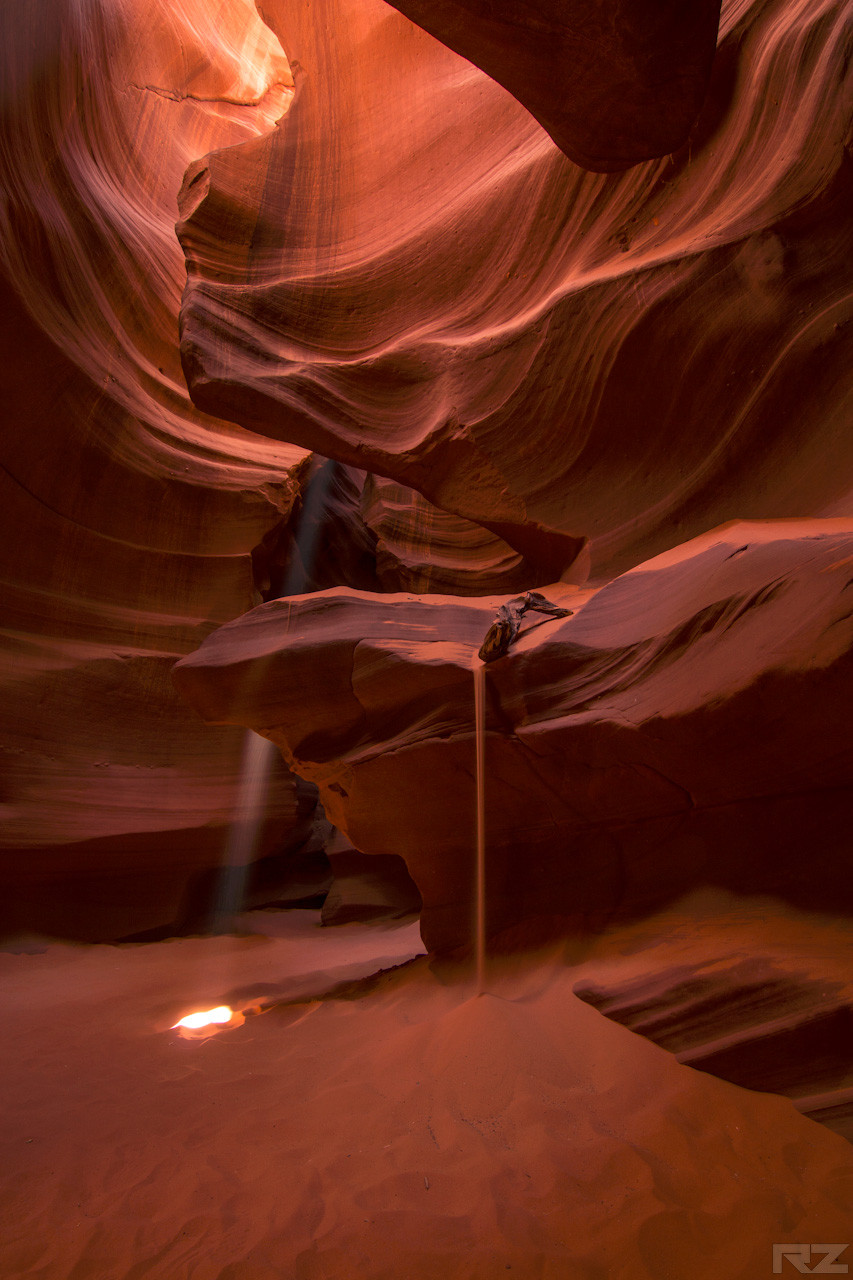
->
[382,0,723,170]
[179,0,853,578]
[0,0,312,937]
[174,522,853,954]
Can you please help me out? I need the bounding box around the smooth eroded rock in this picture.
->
[382,0,722,170]
[179,0,853,581]
[174,519,853,953]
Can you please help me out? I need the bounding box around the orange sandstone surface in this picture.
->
[1,0,852,1273]
[1,905,851,1279]
[2,0,851,936]
[174,521,853,955]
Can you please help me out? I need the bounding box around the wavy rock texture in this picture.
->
[0,0,583,938]
[1,0,851,962]
[570,897,853,1142]
[360,473,573,595]
[1,0,852,1262]
[0,0,319,937]
[174,520,853,953]
[180,0,853,581]
[265,462,583,598]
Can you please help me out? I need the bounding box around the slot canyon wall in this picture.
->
[1,0,852,950]
[0,0,311,938]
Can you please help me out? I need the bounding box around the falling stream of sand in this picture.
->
[473,659,487,994]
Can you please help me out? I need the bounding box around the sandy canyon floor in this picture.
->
[1,900,851,1280]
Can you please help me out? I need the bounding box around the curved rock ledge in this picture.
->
[174,519,853,954]
[179,0,853,580]
[4,0,850,942]
[570,898,853,1143]
[383,0,723,171]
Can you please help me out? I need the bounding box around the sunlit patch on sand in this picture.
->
[171,1005,244,1037]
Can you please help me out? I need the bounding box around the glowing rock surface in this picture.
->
[179,0,853,579]
[0,0,306,936]
[1,0,852,950]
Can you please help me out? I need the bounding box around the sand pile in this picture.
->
[1,911,850,1279]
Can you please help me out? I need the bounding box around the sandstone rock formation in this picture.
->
[2,0,851,964]
[179,0,853,582]
[174,520,853,954]
[321,829,422,926]
[2,0,852,1267]
[0,0,312,938]
[571,897,853,1143]
[382,0,723,170]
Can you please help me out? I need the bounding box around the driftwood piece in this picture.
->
[478,592,573,663]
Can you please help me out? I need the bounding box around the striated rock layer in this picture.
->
[179,0,853,581]
[1,0,593,937]
[0,0,314,937]
[175,520,853,953]
[570,895,853,1143]
[2,0,852,952]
